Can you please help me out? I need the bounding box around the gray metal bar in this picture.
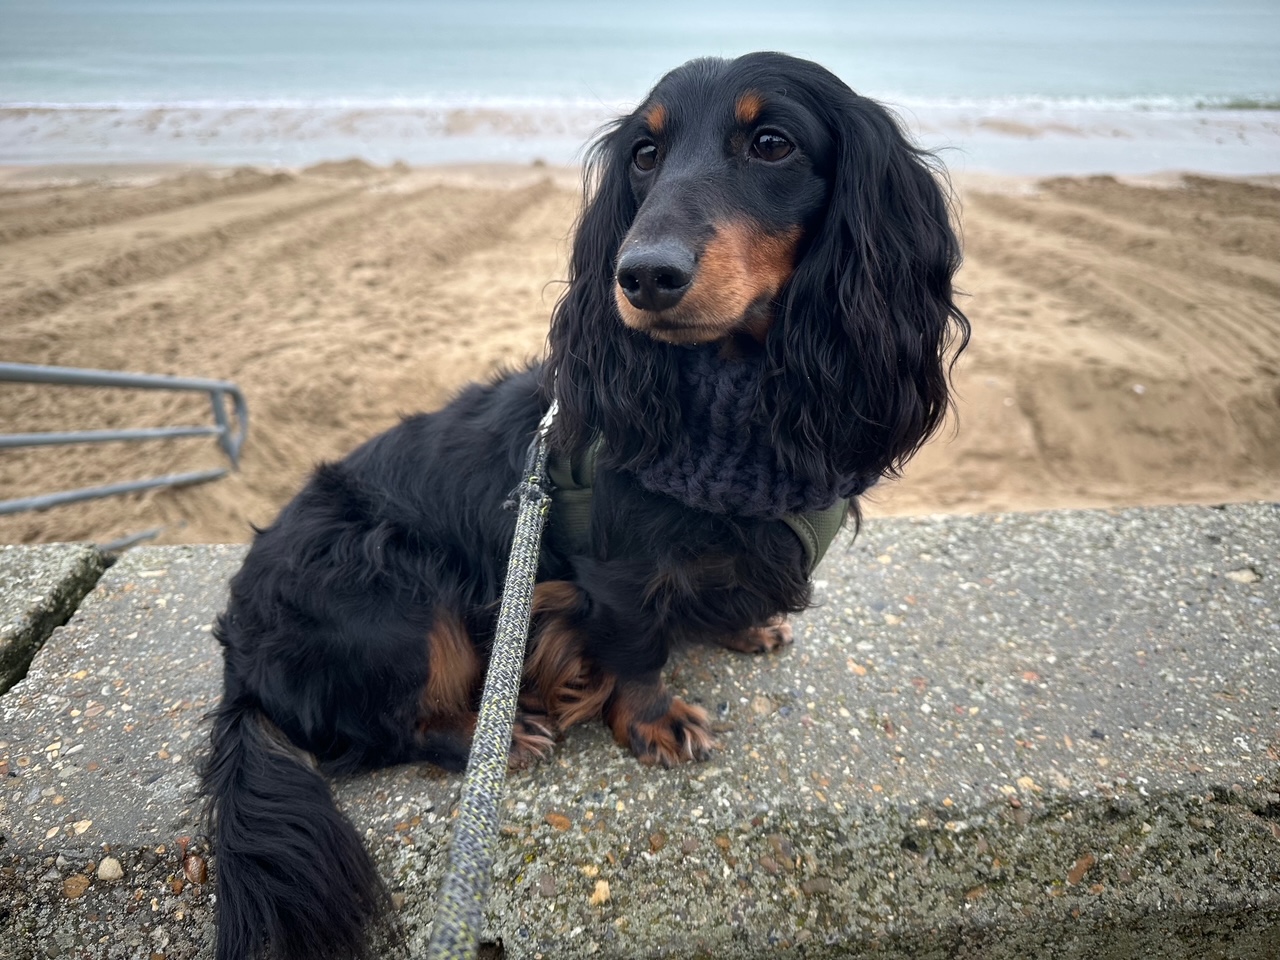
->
[0,426,222,449]
[0,362,248,462]
[227,390,248,465]
[0,468,228,516]
[208,388,249,467]
[98,527,165,553]
[0,362,241,395]
[0,362,250,514]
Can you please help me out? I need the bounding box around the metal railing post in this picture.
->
[0,362,250,515]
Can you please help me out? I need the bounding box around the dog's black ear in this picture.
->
[764,85,969,485]
[545,122,680,460]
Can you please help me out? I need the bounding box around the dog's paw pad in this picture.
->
[626,698,716,767]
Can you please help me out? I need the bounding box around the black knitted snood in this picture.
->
[625,345,873,519]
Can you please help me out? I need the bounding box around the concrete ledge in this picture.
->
[1,506,1277,959]
[0,543,104,694]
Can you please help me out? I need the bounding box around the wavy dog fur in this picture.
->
[202,52,968,960]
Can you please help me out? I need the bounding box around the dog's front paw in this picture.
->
[718,615,794,654]
[508,712,556,769]
[632,697,716,767]
[608,689,716,767]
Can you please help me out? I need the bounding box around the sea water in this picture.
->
[2,0,1278,173]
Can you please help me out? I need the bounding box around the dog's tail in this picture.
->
[202,698,390,960]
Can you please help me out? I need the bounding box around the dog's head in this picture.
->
[547,52,968,487]
[609,59,834,346]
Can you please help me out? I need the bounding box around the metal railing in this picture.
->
[0,362,248,515]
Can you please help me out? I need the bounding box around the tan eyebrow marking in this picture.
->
[643,102,666,132]
[735,91,765,125]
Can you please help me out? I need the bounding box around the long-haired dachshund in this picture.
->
[202,52,968,960]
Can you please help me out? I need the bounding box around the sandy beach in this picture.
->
[0,160,1277,546]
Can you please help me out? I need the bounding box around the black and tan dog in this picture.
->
[202,51,969,960]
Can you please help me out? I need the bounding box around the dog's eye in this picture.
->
[632,141,658,172]
[751,132,793,162]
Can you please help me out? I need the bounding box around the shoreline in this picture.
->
[3,160,1278,192]
[2,102,1279,177]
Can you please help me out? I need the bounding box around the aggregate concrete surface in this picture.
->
[0,544,104,695]
[1,505,1277,959]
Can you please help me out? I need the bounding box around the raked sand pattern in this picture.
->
[0,163,1277,546]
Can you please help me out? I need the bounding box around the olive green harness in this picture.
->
[546,438,849,576]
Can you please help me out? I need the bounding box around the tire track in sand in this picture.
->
[0,168,294,245]
[966,189,1280,303]
[0,173,570,545]
[879,175,1280,514]
[962,186,1280,384]
[0,180,360,325]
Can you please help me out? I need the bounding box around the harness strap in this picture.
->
[545,436,601,559]
[547,438,849,574]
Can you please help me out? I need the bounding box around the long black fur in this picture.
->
[202,52,968,960]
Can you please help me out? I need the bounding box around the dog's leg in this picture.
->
[416,606,554,769]
[715,614,794,654]
[604,675,716,767]
[523,581,616,733]
[525,575,718,766]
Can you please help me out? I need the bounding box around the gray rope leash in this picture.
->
[425,399,558,960]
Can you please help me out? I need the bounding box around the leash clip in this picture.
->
[503,398,559,511]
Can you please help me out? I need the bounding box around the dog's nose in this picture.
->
[616,241,695,312]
